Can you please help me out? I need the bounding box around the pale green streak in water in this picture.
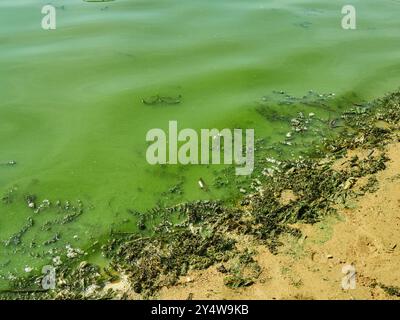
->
[0,0,399,284]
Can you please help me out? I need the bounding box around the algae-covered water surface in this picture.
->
[0,0,399,289]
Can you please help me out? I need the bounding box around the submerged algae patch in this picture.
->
[4,217,34,247]
[142,94,182,106]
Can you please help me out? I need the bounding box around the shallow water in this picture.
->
[0,0,399,286]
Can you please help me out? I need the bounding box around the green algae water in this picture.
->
[1,0,399,288]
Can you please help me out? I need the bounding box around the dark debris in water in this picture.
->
[0,160,17,167]
[142,94,182,106]
[4,217,34,247]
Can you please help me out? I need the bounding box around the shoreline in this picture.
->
[2,90,400,300]
[158,140,400,299]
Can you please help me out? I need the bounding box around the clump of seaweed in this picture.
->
[223,249,262,288]
[0,261,112,300]
[103,201,237,297]
[360,176,379,194]
[40,200,84,231]
[379,284,400,297]
[51,261,112,299]
[1,186,18,204]
[142,94,182,106]
[4,217,34,247]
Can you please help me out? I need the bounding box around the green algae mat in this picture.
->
[0,0,399,290]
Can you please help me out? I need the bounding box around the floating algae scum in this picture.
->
[0,0,399,294]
